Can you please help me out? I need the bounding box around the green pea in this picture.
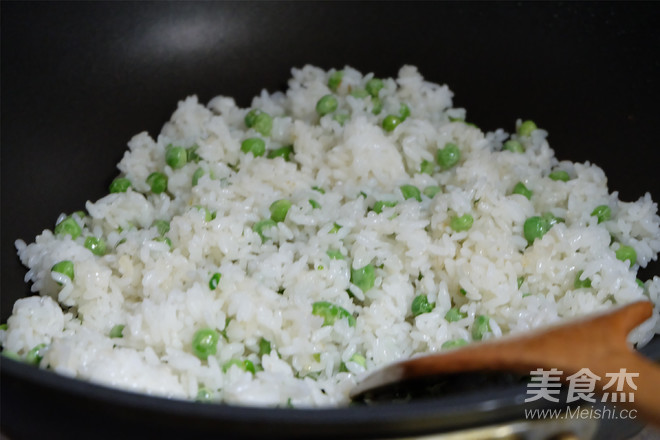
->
[1,351,21,361]
[326,249,344,260]
[349,353,367,368]
[252,113,273,136]
[574,270,592,289]
[399,103,411,121]
[503,140,525,153]
[222,359,255,374]
[84,236,106,256]
[371,96,383,115]
[591,205,611,224]
[365,78,384,97]
[267,145,294,161]
[152,220,170,236]
[350,89,369,99]
[312,186,325,194]
[442,339,468,350]
[219,317,232,342]
[269,199,291,223]
[382,115,402,132]
[192,167,204,186]
[244,109,260,128]
[436,143,461,169]
[400,184,421,202]
[26,343,47,365]
[194,205,216,222]
[259,337,272,356]
[51,260,74,282]
[196,387,212,402]
[420,159,435,175]
[316,95,338,116]
[153,236,172,250]
[471,315,490,341]
[244,111,273,137]
[411,294,435,317]
[244,360,257,374]
[332,113,350,125]
[54,217,82,239]
[309,199,321,209]
[166,146,188,169]
[253,219,277,242]
[204,208,216,222]
[241,137,266,157]
[312,301,355,327]
[512,182,533,200]
[444,307,467,322]
[615,245,637,267]
[329,222,342,234]
[109,324,125,338]
[351,264,375,292]
[186,145,201,163]
[192,328,219,360]
[423,186,442,198]
[549,170,570,182]
[328,70,344,91]
[450,214,474,232]
[524,216,551,244]
[542,212,564,227]
[109,177,131,193]
[373,200,397,214]
[209,272,222,290]
[146,172,168,194]
[518,120,537,136]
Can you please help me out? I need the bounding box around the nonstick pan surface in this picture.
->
[2,3,659,439]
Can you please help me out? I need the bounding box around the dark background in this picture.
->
[1,2,659,438]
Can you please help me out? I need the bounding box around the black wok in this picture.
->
[2,2,659,439]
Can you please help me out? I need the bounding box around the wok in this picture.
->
[2,2,659,439]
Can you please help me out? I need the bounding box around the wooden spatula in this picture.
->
[351,301,660,426]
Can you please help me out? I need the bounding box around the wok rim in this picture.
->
[0,354,544,435]
[3,337,659,437]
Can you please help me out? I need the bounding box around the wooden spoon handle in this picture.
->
[513,301,660,426]
[537,301,660,426]
[590,349,660,427]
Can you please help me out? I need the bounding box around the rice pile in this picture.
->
[2,65,659,407]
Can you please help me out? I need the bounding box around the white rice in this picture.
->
[2,65,659,407]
